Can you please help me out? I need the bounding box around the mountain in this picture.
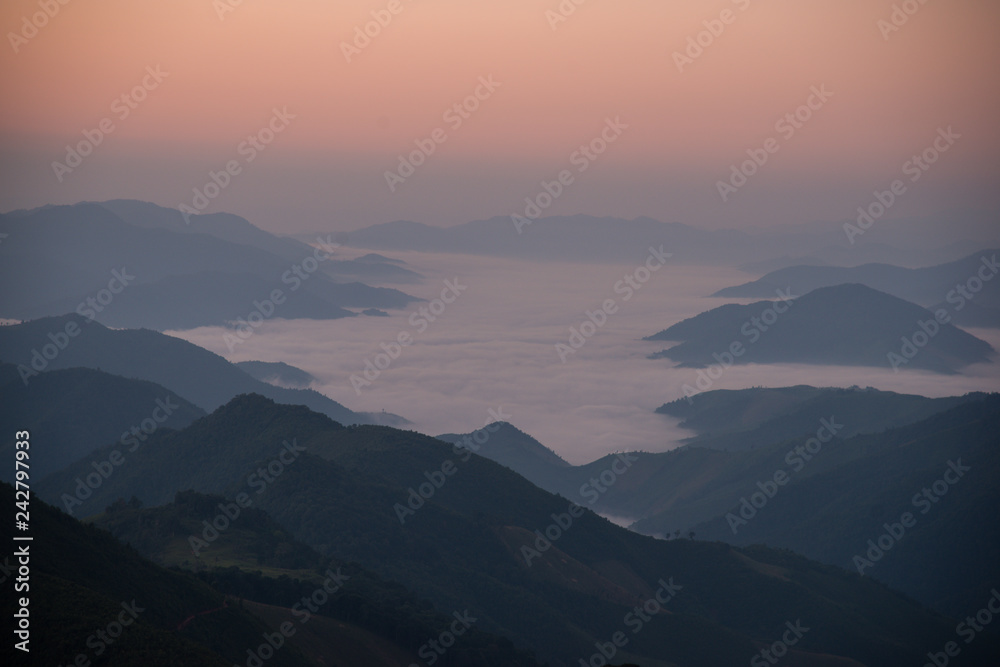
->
[0,314,394,426]
[0,484,542,667]
[0,362,204,481]
[35,393,1000,666]
[713,250,1000,328]
[655,385,984,451]
[0,483,312,666]
[101,199,423,284]
[630,395,1000,619]
[0,202,418,330]
[436,422,571,490]
[440,388,997,617]
[338,209,999,266]
[645,283,994,374]
[235,361,316,388]
[90,490,543,667]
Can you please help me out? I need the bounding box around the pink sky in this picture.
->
[1,0,998,231]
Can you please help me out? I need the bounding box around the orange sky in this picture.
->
[1,0,998,230]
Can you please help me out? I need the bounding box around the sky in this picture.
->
[2,0,999,232]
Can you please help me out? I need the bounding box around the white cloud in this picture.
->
[170,252,1000,465]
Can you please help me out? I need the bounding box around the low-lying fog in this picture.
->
[170,251,1000,465]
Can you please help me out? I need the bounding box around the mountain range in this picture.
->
[712,250,1000,328]
[0,314,401,426]
[0,201,419,330]
[31,392,1000,666]
[443,387,999,619]
[338,209,999,267]
[645,283,994,374]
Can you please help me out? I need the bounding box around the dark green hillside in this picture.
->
[35,394,1000,666]
[93,491,543,667]
[0,483,310,667]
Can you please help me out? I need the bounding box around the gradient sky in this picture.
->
[2,0,998,232]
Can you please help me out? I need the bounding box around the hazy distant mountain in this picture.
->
[715,250,1000,328]
[0,362,204,481]
[0,314,383,425]
[0,202,418,329]
[36,393,996,666]
[737,255,832,274]
[656,385,983,451]
[101,199,424,284]
[646,284,994,373]
[235,360,316,388]
[344,215,754,263]
[339,210,998,266]
[33,270,358,330]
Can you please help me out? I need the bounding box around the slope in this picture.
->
[91,490,543,667]
[0,483,312,667]
[0,314,373,425]
[0,361,205,481]
[36,393,1000,667]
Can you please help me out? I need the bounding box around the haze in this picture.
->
[2,0,999,231]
